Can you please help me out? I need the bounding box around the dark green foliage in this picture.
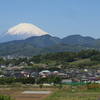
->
[48,67,60,71]
[59,84,63,90]
[0,94,15,100]
[61,62,69,69]
[29,50,99,64]
[0,77,14,85]
[29,55,41,63]
[76,61,98,69]
[39,84,43,88]
[0,77,35,85]
[77,49,99,59]
[30,51,76,63]
[53,76,62,84]
[36,76,62,84]
[14,77,35,84]
[90,54,100,61]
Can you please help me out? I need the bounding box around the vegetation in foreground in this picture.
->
[0,94,15,100]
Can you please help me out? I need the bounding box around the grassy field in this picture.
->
[42,85,100,100]
[69,58,90,65]
[43,90,100,100]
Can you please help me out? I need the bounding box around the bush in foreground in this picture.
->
[0,94,15,100]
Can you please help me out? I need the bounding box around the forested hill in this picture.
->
[0,34,100,57]
[29,49,99,63]
[0,43,89,57]
[1,50,100,70]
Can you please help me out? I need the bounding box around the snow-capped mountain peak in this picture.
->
[7,23,49,36]
[0,23,51,43]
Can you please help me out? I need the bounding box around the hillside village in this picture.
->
[0,41,99,84]
[1,51,100,84]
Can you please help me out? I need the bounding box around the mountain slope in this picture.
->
[0,43,50,57]
[84,39,100,48]
[61,35,95,45]
[25,34,60,47]
[0,34,60,48]
[0,23,51,43]
[0,43,90,57]
[0,34,99,57]
[0,34,96,48]
[45,43,89,53]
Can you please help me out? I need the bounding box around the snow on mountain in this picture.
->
[0,23,51,43]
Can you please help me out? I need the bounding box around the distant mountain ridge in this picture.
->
[0,34,100,57]
[0,23,100,57]
[61,35,95,45]
[0,34,96,48]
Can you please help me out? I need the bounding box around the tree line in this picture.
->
[0,77,35,85]
[0,76,62,85]
[0,49,99,66]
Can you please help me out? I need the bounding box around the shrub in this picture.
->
[0,94,15,100]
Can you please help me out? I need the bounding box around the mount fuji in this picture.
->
[0,23,51,43]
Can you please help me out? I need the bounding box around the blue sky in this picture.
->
[0,0,100,39]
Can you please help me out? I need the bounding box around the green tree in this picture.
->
[61,62,69,70]
[53,76,62,84]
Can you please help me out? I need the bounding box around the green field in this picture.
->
[43,84,100,100]
[43,90,100,100]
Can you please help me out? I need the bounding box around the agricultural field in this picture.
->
[43,90,100,100]
[43,85,100,100]
[0,84,58,100]
[0,90,51,100]
[0,84,100,100]
[13,91,51,100]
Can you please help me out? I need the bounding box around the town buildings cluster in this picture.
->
[0,62,100,84]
